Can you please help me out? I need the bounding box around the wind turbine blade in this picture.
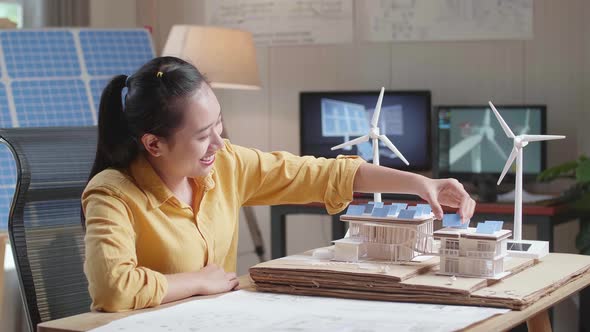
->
[497,147,518,185]
[449,134,484,165]
[488,101,514,138]
[521,134,565,143]
[520,109,530,135]
[483,109,490,127]
[487,136,508,160]
[331,135,369,150]
[371,87,385,128]
[379,135,409,165]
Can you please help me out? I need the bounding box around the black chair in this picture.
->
[1,127,97,331]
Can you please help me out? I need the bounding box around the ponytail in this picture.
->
[88,75,139,182]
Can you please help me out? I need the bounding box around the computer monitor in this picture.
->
[300,91,431,171]
[433,105,547,183]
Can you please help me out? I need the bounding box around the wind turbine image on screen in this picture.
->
[449,108,508,172]
[489,101,565,242]
[330,87,409,203]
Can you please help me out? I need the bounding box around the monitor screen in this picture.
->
[434,105,546,180]
[300,91,431,171]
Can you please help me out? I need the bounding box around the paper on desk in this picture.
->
[90,290,509,332]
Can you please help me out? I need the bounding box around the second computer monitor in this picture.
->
[300,90,431,171]
[434,105,546,181]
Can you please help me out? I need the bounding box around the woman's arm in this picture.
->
[161,264,238,304]
[353,163,476,222]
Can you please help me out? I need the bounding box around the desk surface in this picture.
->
[38,271,590,332]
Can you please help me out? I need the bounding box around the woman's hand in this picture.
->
[417,178,475,222]
[195,263,239,295]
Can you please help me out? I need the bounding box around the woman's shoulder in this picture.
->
[84,168,138,197]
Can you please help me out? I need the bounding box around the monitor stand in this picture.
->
[507,239,549,259]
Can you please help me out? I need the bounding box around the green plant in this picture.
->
[538,155,590,254]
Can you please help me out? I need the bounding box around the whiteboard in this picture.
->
[360,0,533,42]
[205,0,353,46]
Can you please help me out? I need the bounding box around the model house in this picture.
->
[434,218,511,278]
[333,202,434,262]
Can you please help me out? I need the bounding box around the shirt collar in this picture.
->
[129,154,216,210]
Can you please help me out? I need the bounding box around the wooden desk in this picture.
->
[37,272,590,332]
[270,200,578,259]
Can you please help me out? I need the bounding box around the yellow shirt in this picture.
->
[82,140,364,312]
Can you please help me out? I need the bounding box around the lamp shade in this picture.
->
[162,25,261,90]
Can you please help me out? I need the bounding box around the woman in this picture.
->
[83,56,475,312]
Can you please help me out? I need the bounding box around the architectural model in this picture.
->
[488,101,564,258]
[435,217,512,278]
[333,202,434,262]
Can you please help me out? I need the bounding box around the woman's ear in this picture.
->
[140,133,165,157]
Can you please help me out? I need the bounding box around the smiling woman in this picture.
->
[82,56,475,313]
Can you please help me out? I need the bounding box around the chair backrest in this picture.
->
[1,127,97,331]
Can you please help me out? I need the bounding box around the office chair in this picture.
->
[1,127,96,331]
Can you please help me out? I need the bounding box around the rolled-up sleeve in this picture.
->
[82,186,168,312]
[228,142,365,214]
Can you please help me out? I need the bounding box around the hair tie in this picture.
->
[156,71,164,78]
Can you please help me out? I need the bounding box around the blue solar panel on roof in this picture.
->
[0,83,12,128]
[80,30,154,76]
[0,145,16,230]
[12,80,93,127]
[1,30,81,78]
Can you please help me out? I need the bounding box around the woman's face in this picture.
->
[159,84,224,178]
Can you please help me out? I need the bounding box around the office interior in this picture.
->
[2,1,590,332]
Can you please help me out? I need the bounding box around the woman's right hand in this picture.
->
[195,263,239,295]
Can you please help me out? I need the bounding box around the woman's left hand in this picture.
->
[417,178,475,222]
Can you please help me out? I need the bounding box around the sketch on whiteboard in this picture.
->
[359,0,533,42]
[205,0,353,45]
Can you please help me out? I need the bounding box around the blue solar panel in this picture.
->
[12,80,93,126]
[0,145,16,230]
[0,28,155,230]
[90,78,110,112]
[1,30,81,78]
[80,30,154,76]
[0,83,12,128]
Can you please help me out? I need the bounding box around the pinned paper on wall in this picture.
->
[205,0,353,46]
[359,0,533,42]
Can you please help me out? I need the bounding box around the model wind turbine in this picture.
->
[488,101,565,258]
[331,87,409,203]
[449,108,507,172]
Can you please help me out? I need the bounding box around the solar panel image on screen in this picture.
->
[0,28,155,230]
[321,98,369,137]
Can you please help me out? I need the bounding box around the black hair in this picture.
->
[87,56,208,182]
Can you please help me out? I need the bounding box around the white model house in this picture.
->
[434,219,511,278]
[333,202,434,262]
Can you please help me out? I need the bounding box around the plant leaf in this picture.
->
[576,159,590,183]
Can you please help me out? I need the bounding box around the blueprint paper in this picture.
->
[90,290,508,332]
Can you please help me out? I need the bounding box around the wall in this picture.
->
[92,0,585,270]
